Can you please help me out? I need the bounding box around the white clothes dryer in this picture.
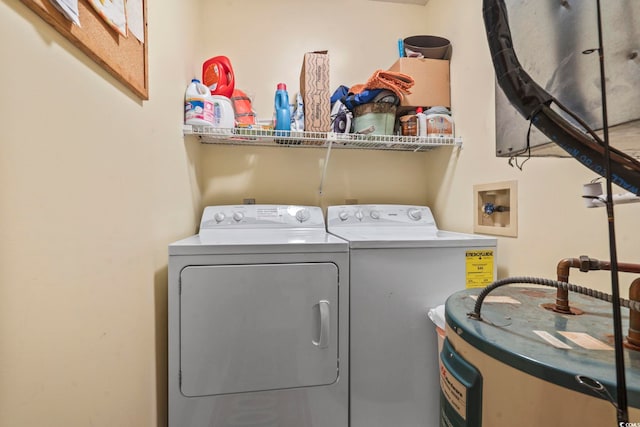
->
[326,204,497,427]
[169,205,349,427]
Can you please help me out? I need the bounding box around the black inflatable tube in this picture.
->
[482,0,640,195]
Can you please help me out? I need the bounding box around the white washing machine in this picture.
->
[168,205,349,427]
[326,204,497,427]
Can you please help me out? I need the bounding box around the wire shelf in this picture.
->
[183,125,462,152]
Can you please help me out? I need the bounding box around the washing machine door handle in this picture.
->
[313,300,330,349]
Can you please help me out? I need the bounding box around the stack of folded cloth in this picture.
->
[349,70,415,101]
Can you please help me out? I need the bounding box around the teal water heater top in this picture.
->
[445,287,640,407]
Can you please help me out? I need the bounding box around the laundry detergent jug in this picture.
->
[202,56,235,98]
[185,78,214,126]
[210,95,235,129]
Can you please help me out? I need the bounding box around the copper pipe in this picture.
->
[626,278,640,349]
[548,256,640,315]
[594,261,640,274]
[554,258,585,314]
[549,256,600,315]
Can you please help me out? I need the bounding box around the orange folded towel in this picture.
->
[350,70,414,100]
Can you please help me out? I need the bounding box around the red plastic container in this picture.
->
[202,56,235,98]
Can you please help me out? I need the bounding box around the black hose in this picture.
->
[467,276,640,320]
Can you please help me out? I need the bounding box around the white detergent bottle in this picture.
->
[185,79,214,126]
[416,107,427,137]
[210,95,235,129]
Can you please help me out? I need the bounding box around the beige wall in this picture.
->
[1,0,638,426]
[0,1,201,426]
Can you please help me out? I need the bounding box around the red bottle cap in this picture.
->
[277,83,287,90]
[416,107,423,114]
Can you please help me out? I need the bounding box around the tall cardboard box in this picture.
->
[300,51,331,132]
[388,58,450,108]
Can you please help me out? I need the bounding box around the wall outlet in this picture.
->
[345,199,358,205]
[473,181,517,237]
[243,198,256,205]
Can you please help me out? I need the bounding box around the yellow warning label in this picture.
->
[465,249,494,288]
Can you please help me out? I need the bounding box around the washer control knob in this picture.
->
[354,210,364,221]
[232,211,244,222]
[407,208,422,221]
[295,208,311,223]
[338,211,349,221]
[370,210,381,219]
[214,212,225,223]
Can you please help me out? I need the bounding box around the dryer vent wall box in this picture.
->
[168,205,349,427]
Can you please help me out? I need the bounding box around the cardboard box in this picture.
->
[300,51,331,132]
[388,58,450,108]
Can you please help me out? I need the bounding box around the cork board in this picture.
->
[20,0,148,100]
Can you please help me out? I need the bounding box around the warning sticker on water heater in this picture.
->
[465,249,494,288]
[440,361,467,420]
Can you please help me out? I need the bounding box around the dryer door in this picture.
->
[179,262,339,397]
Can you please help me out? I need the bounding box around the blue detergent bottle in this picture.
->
[274,83,291,133]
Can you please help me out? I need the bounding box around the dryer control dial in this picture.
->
[407,208,422,221]
[338,211,349,221]
[214,212,225,223]
[370,210,381,219]
[232,211,245,222]
[295,208,311,223]
[354,210,364,221]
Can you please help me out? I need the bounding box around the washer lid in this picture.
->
[328,227,496,249]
